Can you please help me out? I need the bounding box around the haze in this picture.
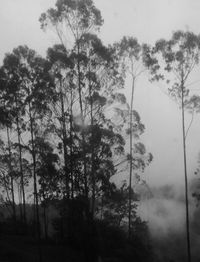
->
[1,0,200,188]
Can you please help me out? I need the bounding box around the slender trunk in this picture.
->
[29,103,42,262]
[100,193,103,220]
[90,113,95,218]
[16,114,26,224]
[70,86,74,199]
[3,171,13,210]
[181,78,191,262]
[91,105,96,217]
[17,183,23,220]
[59,80,69,199]
[33,194,36,236]
[77,42,88,199]
[60,215,64,240]
[43,205,48,240]
[10,176,16,221]
[128,77,135,239]
[6,126,17,224]
[88,67,95,217]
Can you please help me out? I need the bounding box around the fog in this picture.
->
[1,0,200,186]
[137,181,200,261]
[1,0,200,261]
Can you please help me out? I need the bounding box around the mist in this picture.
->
[0,0,200,261]
[137,181,200,262]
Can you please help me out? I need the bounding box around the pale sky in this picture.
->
[1,0,200,187]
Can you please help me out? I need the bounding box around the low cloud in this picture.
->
[137,182,200,262]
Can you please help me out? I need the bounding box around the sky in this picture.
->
[1,0,200,188]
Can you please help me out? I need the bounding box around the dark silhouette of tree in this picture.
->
[0,67,19,224]
[0,2,157,261]
[35,137,60,239]
[40,0,130,220]
[40,0,104,202]
[0,53,28,224]
[47,44,74,199]
[0,45,54,261]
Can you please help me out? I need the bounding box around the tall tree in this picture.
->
[2,45,54,261]
[1,53,28,223]
[40,0,103,201]
[0,66,19,223]
[35,136,60,239]
[150,30,200,262]
[40,0,129,218]
[47,44,75,199]
[114,36,152,238]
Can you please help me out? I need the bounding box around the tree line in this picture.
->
[1,0,200,262]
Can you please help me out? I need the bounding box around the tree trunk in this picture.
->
[16,114,26,224]
[6,126,17,225]
[128,76,135,239]
[17,183,23,221]
[70,86,74,199]
[88,64,95,218]
[181,78,191,262]
[59,79,69,199]
[29,103,42,262]
[77,42,88,199]
[43,205,48,240]
[89,87,96,217]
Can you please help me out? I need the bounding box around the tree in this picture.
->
[47,44,74,199]
[114,36,153,238]
[40,0,129,220]
[0,66,20,224]
[1,45,54,261]
[150,30,200,262]
[35,137,60,239]
[0,53,28,223]
[40,0,104,201]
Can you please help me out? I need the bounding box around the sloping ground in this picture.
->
[0,235,83,262]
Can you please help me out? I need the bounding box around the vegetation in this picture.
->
[1,1,200,262]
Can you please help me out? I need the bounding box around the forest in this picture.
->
[0,0,200,261]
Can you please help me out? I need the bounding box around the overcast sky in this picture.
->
[1,0,200,187]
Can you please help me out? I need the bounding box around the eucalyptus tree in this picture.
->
[3,45,54,261]
[0,138,17,223]
[0,53,28,223]
[34,136,60,239]
[47,44,75,199]
[102,182,138,228]
[0,66,19,223]
[47,35,128,215]
[114,36,153,238]
[39,0,103,48]
[150,30,200,262]
[72,33,153,220]
[40,0,104,201]
[71,32,128,216]
[6,127,16,223]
